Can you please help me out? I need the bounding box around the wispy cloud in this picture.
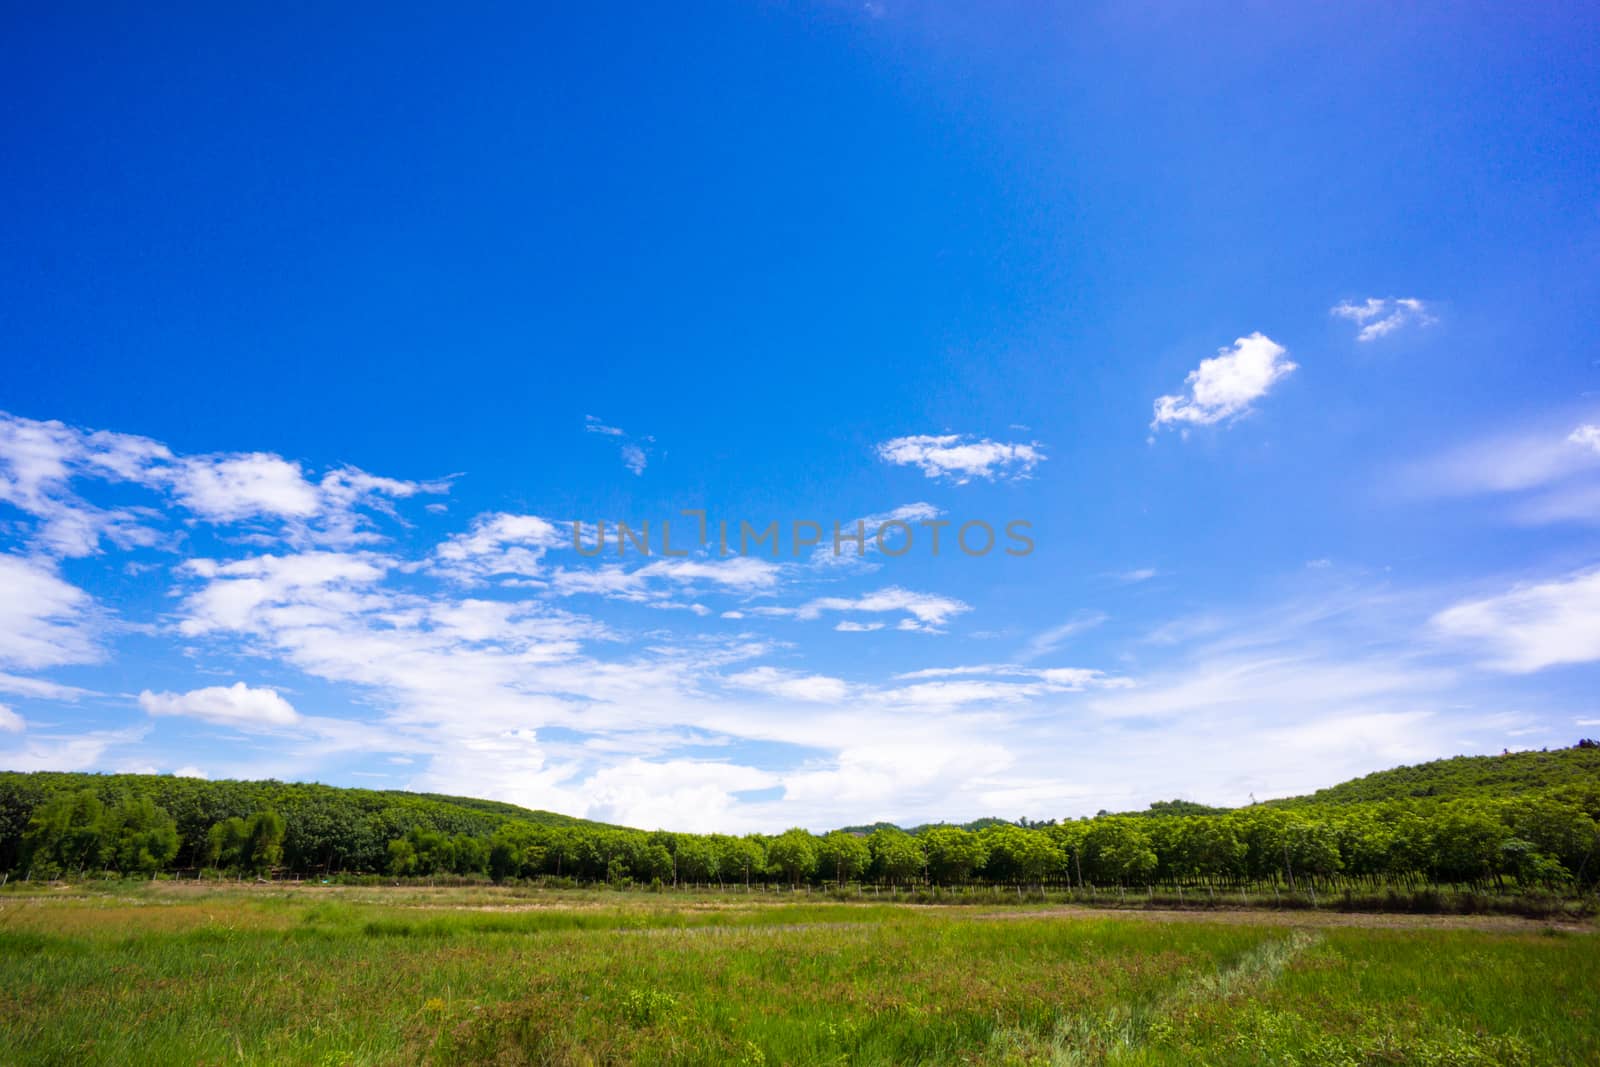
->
[1399,413,1600,526]
[0,555,102,671]
[1433,567,1600,673]
[620,444,648,475]
[1017,611,1108,662]
[584,416,651,475]
[758,586,971,632]
[1331,297,1436,342]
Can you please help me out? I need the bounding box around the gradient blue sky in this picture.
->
[2,3,1598,830]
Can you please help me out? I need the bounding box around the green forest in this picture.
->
[4,744,1598,896]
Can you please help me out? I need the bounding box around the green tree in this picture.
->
[766,828,817,886]
[106,797,180,875]
[243,810,286,873]
[922,826,989,884]
[817,831,870,884]
[387,837,418,875]
[868,828,925,885]
[21,789,106,876]
[982,825,1064,885]
[717,835,765,887]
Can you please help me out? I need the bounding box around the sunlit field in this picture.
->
[2,883,1594,1065]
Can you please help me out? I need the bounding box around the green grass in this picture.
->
[1,884,1595,1065]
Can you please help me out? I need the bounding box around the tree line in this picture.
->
[4,752,1597,893]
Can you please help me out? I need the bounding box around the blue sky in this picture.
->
[2,3,1598,831]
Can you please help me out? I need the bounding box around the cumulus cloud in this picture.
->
[432,513,565,582]
[139,682,301,728]
[1330,297,1436,341]
[1433,568,1600,673]
[171,453,321,521]
[1151,333,1296,430]
[1570,424,1600,453]
[875,435,1043,484]
[0,705,23,732]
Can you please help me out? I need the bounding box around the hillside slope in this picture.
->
[1268,744,1600,807]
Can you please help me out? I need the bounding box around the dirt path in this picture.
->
[972,904,1596,934]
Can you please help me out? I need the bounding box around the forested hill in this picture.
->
[1267,745,1600,807]
[840,744,1600,830]
[0,770,607,874]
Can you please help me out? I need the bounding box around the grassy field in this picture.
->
[1,884,1595,1065]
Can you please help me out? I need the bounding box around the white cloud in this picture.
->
[0,726,147,773]
[0,705,23,732]
[621,444,647,476]
[584,417,650,474]
[0,410,446,555]
[808,502,942,569]
[140,682,302,728]
[835,620,884,632]
[1152,333,1296,430]
[432,513,565,582]
[1330,297,1436,342]
[581,758,779,832]
[0,672,92,701]
[171,764,208,778]
[885,664,1130,706]
[172,453,321,520]
[875,435,1043,484]
[546,556,783,603]
[0,555,101,670]
[1400,416,1600,526]
[0,413,167,557]
[1406,421,1600,495]
[764,586,971,632]
[1433,568,1600,673]
[176,551,393,636]
[1017,611,1108,662]
[725,666,852,703]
